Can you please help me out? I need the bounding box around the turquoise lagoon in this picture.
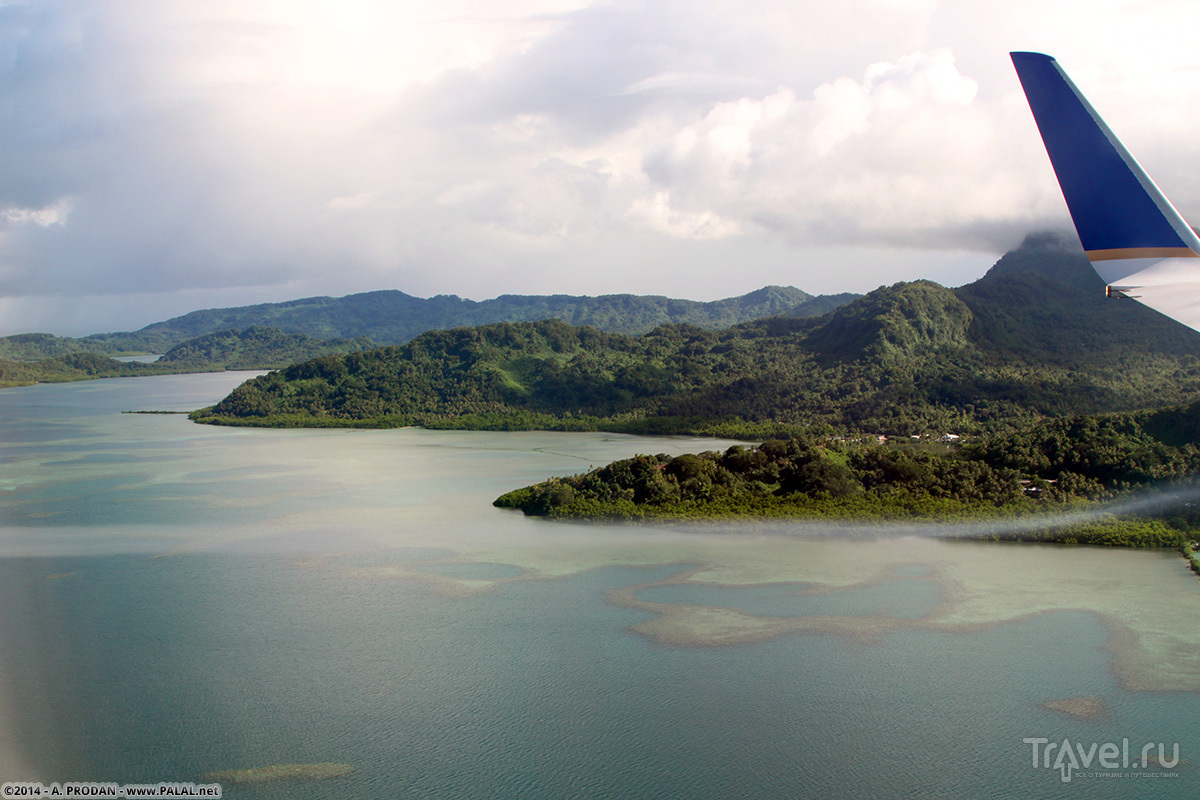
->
[1,373,1198,798]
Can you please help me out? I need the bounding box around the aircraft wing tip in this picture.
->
[1010,51,1055,63]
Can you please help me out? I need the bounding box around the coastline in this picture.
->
[4,367,1199,795]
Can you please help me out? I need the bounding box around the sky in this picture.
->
[5,0,1200,336]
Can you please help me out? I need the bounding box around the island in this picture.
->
[0,327,374,388]
[173,234,1200,566]
[0,285,847,387]
[10,233,1199,563]
[493,413,1200,554]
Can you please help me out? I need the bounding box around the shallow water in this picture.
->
[1,374,1198,798]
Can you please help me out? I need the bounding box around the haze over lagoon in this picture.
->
[1,373,1198,797]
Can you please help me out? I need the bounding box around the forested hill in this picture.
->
[0,327,375,388]
[153,326,374,370]
[193,232,1200,436]
[137,285,853,343]
[0,285,856,360]
[955,230,1200,365]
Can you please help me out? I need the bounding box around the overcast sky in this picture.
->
[4,0,1200,336]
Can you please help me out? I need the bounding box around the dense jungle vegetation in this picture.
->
[0,327,373,387]
[192,233,1200,438]
[0,285,849,360]
[493,407,1200,549]
[188,233,1200,551]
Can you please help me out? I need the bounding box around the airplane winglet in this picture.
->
[1012,52,1200,332]
[1010,51,1200,261]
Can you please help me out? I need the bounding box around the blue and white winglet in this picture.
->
[1011,51,1200,331]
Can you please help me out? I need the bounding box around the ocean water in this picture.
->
[1,373,1198,798]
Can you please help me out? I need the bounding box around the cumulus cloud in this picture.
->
[5,0,1200,335]
[631,48,1047,250]
[627,191,744,240]
[1,197,73,226]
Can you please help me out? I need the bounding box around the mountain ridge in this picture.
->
[192,231,1200,436]
[0,285,858,361]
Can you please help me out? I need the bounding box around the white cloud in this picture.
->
[808,78,872,156]
[6,0,1200,335]
[864,48,977,108]
[1,197,73,226]
[324,191,383,212]
[627,48,1027,250]
[162,0,595,97]
[617,71,776,97]
[627,190,743,240]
